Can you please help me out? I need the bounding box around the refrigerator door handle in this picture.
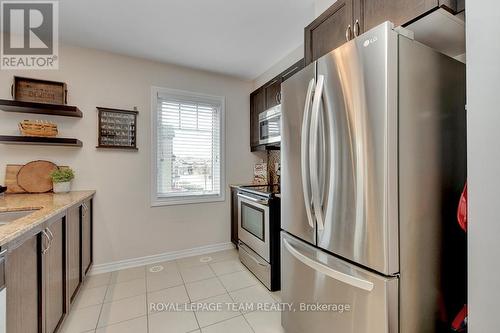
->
[310,75,326,230]
[301,78,316,229]
[283,238,374,292]
[318,85,327,208]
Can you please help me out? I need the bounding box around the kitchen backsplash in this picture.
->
[268,150,280,185]
[252,150,281,185]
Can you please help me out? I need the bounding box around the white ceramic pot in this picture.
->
[53,181,71,193]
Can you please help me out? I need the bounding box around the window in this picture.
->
[151,87,225,206]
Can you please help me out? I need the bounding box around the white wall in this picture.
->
[252,0,337,88]
[466,0,500,331]
[0,45,260,266]
[314,0,337,16]
[253,45,304,89]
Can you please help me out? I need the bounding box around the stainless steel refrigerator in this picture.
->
[280,22,466,333]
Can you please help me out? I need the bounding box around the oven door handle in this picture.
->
[237,193,269,205]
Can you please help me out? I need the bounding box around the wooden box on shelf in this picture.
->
[18,120,58,137]
[96,107,138,150]
[12,76,68,105]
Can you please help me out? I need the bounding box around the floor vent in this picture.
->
[199,256,213,263]
[149,265,165,273]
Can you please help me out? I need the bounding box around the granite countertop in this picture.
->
[0,190,95,247]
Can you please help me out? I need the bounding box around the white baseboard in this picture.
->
[89,242,236,275]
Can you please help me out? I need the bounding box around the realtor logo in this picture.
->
[1,1,59,69]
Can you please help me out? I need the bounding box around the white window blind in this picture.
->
[152,88,224,205]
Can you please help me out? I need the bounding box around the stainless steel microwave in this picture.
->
[259,105,281,145]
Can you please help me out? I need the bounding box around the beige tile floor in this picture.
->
[60,249,284,333]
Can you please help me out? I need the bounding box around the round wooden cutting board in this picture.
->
[17,160,59,193]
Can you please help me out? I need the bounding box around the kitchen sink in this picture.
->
[0,210,38,225]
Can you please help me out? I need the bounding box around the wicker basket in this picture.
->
[19,120,58,137]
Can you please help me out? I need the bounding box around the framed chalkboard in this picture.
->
[96,107,138,150]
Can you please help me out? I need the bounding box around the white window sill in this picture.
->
[151,195,225,207]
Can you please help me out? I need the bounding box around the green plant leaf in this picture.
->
[50,168,75,183]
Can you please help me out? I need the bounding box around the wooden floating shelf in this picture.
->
[0,99,83,118]
[0,135,83,147]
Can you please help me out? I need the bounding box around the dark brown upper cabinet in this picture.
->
[264,78,282,110]
[250,78,281,152]
[305,0,354,65]
[250,59,304,151]
[358,0,457,33]
[305,0,459,65]
[250,87,265,151]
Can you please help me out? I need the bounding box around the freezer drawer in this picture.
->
[281,232,398,333]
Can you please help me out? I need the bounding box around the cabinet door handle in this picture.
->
[345,25,352,42]
[46,228,54,244]
[276,91,281,105]
[46,228,54,252]
[354,20,360,37]
[41,229,50,254]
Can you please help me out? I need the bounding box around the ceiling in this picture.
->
[59,0,316,80]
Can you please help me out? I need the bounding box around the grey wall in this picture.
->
[466,0,500,331]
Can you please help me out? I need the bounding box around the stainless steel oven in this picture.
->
[259,105,281,145]
[237,186,281,291]
[238,192,270,262]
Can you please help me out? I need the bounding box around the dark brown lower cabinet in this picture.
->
[82,200,92,277]
[43,217,66,333]
[67,206,81,302]
[230,187,239,247]
[6,233,40,333]
[5,197,94,333]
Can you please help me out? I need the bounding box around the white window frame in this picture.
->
[151,86,226,207]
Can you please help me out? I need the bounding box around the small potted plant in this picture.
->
[50,168,75,193]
